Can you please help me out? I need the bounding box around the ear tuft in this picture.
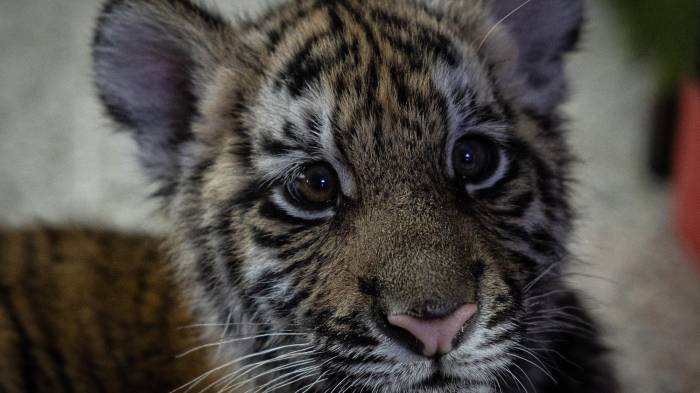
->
[487,0,584,115]
[92,0,229,187]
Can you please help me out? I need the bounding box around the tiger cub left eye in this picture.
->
[286,163,339,208]
[452,136,500,184]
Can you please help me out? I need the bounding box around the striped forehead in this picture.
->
[246,0,511,191]
[250,80,356,196]
[261,0,466,97]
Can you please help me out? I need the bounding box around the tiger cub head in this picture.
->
[93,0,584,391]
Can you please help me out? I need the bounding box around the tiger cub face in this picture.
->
[93,0,587,391]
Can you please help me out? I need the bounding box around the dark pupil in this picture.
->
[453,137,497,182]
[308,171,330,191]
[460,146,475,165]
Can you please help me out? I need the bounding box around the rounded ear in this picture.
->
[486,0,584,115]
[92,0,232,189]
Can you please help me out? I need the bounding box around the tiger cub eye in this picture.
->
[452,136,500,184]
[288,163,339,207]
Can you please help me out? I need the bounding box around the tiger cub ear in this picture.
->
[486,0,584,115]
[92,0,232,187]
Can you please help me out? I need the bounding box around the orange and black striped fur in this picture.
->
[3,0,618,392]
[0,228,221,392]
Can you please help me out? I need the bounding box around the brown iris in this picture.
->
[287,163,340,208]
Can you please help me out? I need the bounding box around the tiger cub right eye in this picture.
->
[286,163,339,208]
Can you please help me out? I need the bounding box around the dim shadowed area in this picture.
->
[0,0,698,391]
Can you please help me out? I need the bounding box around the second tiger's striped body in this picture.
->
[0,228,221,392]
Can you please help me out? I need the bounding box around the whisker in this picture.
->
[178,333,309,358]
[250,362,319,393]
[226,357,317,393]
[491,369,505,393]
[508,349,556,384]
[214,350,316,392]
[503,366,529,393]
[170,343,312,393]
[178,322,281,330]
[295,370,329,393]
[478,0,533,50]
[203,352,315,393]
[327,374,350,393]
[511,343,553,370]
[217,312,234,357]
[524,289,570,302]
[524,261,560,293]
[216,349,318,392]
[253,365,320,393]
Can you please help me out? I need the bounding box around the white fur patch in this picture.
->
[251,80,356,208]
[433,61,513,194]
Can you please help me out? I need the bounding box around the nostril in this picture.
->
[413,302,463,320]
[386,304,477,358]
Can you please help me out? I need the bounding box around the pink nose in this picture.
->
[387,304,477,357]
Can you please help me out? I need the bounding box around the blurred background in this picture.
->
[1,0,699,391]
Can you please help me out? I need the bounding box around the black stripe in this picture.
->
[486,304,516,330]
[275,32,330,97]
[277,236,318,260]
[43,228,64,264]
[248,269,280,298]
[325,3,345,34]
[512,251,539,269]
[250,227,293,248]
[94,236,129,389]
[259,199,325,226]
[0,286,36,393]
[265,2,321,52]
[282,120,303,144]
[337,0,380,54]
[478,325,517,348]
[230,181,268,209]
[483,64,516,122]
[22,236,75,393]
[229,88,254,169]
[77,345,108,393]
[486,295,520,331]
[335,0,384,156]
[369,8,458,66]
[259,133,295,156]
[357,276,380,298]
[491,190,535,218]
[530,227,560,257]
[493,221,531,245]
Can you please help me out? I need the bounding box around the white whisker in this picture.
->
[170,343,312,393]
[478,0,533,50]
[226,357,316,393]
[178,333,308,358]
[214,349,316,392]
[216,349,318,392]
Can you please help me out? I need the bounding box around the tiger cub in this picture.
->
[6,0,619,391]
[0,228,220,392]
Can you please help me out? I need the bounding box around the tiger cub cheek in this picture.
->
[313,264,370,317]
